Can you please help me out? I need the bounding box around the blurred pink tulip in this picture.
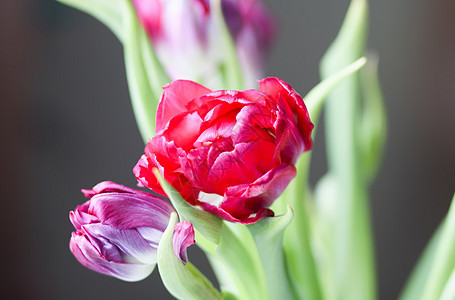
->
[132,0,276,87]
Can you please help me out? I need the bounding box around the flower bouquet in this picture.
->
[59,0,455,299]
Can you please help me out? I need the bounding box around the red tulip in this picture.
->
[134,78,313,224]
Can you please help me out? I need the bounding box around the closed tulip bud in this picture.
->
[69,181,194,281]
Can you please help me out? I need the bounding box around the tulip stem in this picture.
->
[281,155,323,300]
[124,1,171,143]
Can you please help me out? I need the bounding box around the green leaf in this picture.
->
[153,169,223,245]
[399,221,443,300]
[271,56,366,300]
[359,55,387,183]
[420,194,455,300]
[139,27,170,103]
[400,194,455,300]
[248,206,296,299]
[312,174,339,300]
[275,156,322,300]
[123,1,169,143]
[305,57,366,125]
[57,0,126,42]
[221,291,239,300]
[204,249,239,296]
[157,213,222,300]
[319,0,376,299]
[153,170,269,299]
[440,267,455,300]
[215,222,269,300]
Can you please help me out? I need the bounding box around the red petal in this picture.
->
[220,164,296,220]
[259,77,314,151]
[156,80,211,131]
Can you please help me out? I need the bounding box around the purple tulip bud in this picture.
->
[69,181,194,281]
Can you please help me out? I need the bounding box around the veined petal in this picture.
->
[69,181,174,281]
[69,201,98,230]
[172,221,195,264]
[135,137,199,203]
[135,78,312,224]
[274,96,305,164]
[220,163,296,219]
[82,180,161,199]
[164,111,203,150]
[70,232,156,282]
[82,223,158,264]
[197,201,273,224]
[259,77,313,151]
[88,193,173,231]
[156,80,211,131]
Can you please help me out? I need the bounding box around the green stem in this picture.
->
[123,1,160,142]
[281,156,323,300]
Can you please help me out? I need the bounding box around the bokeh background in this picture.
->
[1,0,454,299]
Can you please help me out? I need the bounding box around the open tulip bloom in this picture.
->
[134,77,313,224]
[61,0,455,299]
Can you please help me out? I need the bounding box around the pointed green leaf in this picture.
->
[400,194,455,300]
[248,206,296,299]
[399,221,443,300]
[157,213,221,300]
[420,194,455,300]
[153,169,223,245]
[305,56,366,125]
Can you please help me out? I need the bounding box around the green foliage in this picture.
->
[248,207,296,299]
[57,0,169,143]
[273,55,367,300]
[319,0,377,299]
[400,194,455,300]
[157,213,222,300]
[153,169,223,245]
[359,55,387,183]
[154,170,270,299]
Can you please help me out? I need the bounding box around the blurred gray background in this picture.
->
[1,0,454,299]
